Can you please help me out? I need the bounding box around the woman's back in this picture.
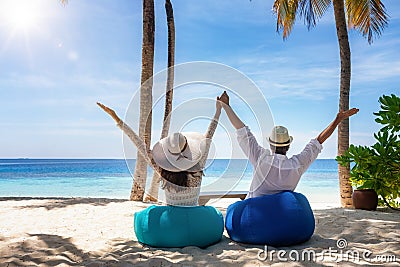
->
[162,169,203,206]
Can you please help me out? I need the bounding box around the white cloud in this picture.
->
[0,73,56,88]
[230,56,340,100]
[352,52,400,83]
[67,50,79,61]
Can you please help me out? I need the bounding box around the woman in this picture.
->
[151,96,222,206]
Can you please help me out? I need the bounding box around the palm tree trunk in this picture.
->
[144,0,175,202]
[131,0,155,201]
[333,0,353,208]
[161,0,175,139]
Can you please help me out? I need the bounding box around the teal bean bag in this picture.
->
[134,205,224,248]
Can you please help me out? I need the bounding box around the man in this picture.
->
[218,91,359,199]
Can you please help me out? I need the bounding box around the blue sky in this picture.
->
[0,0,399,159]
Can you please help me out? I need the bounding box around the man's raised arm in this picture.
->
[317,108,359,144]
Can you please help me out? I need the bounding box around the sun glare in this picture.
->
[0,0,43,32]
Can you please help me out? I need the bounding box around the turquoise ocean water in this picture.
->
[0,159,340,203]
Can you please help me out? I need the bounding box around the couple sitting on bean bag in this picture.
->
[135,91,359,248]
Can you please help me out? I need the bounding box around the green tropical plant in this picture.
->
[337,94,400,209]
[272,0,389,208]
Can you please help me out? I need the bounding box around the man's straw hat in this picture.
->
[268,126,293,147]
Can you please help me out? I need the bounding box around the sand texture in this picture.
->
[0,197,399,266]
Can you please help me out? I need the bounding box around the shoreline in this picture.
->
[0,197,399,266]
[0,193,341,210]
[0,159,342,206]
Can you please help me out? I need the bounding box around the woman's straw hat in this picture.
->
[152,132,206,172]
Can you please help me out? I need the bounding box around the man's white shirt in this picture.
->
[236,126,323,198]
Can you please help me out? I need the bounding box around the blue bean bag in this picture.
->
[225,191,315,246]
[134,205,224,248]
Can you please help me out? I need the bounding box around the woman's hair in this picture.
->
[270,145,290,155]
[160,168,203,189]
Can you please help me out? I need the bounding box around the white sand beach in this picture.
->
[0,197,399,267]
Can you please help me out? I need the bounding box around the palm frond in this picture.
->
[346,0,389,44]
[273,0,299,39]
[299,0,331,30]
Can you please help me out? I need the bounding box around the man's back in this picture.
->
[236,126,323,198]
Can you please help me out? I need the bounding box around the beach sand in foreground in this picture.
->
[0,197,399,267]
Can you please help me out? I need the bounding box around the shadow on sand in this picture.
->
[0,197,129,210]
[0,205,398,266]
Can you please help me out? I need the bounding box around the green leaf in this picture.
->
[345,94,400,206]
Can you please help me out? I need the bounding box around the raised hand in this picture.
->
[218,91,229,106]
[337,108,359,122]
[216,96,222,110]
[317,108,359,144]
